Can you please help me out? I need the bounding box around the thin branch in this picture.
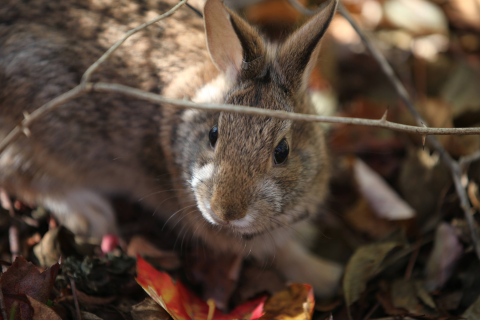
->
[70,278,81,320]
[93,82,480,135]
[286,0,480,261]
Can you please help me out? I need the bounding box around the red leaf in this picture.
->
[136,256,266,320]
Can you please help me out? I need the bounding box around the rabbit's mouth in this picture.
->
[200,198,257,232]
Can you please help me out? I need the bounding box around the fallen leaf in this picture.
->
[259,284,315,320]
[131,298,172,320]
[354,158,415,221]
[445,0,480,30]
[391,279,419,313]
[0,257,59,320]
[343,242,400,307]
[80,311,104,320]
[425,223,463,292]
[27,295,61,320]
[33,226,94,267]
[463,294,480,320]
[383,0,448,36]
[136,255,266,320]
[391,279,436,316]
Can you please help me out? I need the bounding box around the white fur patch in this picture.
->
[191,73,233,104]
[230,213,255,228]
[190,163,214,189]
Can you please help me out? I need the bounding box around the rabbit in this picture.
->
[0,0,343,297]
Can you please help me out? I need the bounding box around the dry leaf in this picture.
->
[462,297,480,320]
[343,242,400,307]
[383,0,448,36]
[259,284,315,320]
[131,298,172,320]
[136,256,266,320]
[463,294,480,320]
[354,158,415,221]
[27,295,62,320]
[80,311,104,320]
[391,279,436,316]
[425,223,463,291]
[0,257,59,320]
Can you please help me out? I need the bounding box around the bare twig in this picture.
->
[286,0,480,260]
[93,82,480,135]
[70,278,81,320]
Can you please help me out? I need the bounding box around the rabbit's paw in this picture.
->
[41,190,118,239]
[275,239,344,297]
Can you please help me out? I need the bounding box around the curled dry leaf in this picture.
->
[343,242,400,307]
[425,223,463,292]
[26,296,61,320]
[259,283,314,320]
[0,257,59,320]
[354,158,415,221]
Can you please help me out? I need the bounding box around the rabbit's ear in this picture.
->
[204,0,265,80]
[275,0,338,92]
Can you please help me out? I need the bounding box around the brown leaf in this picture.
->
[27,296,61,320]
[131,298,172,320]
[391,279,419,313]
[33,226,94,267]
[425,223,463,291]
[354,158,415,221]
[0,257,59,320]
[80,311,104,320]
[344,242,400,307]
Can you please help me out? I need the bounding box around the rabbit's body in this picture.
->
[0,0,342,296]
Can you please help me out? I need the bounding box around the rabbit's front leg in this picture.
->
[274,238,344,297]
[41,189,118,239]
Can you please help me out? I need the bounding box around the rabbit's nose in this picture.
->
[210,196,247,222]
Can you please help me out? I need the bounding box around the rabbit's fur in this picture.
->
[0,0,342,296]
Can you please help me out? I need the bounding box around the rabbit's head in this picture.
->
[175,0,337,239]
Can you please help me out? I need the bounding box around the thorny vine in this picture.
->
[0,0,480,260]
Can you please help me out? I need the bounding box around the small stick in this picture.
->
[404,238,422,280]
[70,278,81,320]
[92,82,480,135]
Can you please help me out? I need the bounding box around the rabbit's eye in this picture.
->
[209,125,218,148]
[273,139,289,165]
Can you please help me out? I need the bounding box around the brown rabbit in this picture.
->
[0,0,342,296]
